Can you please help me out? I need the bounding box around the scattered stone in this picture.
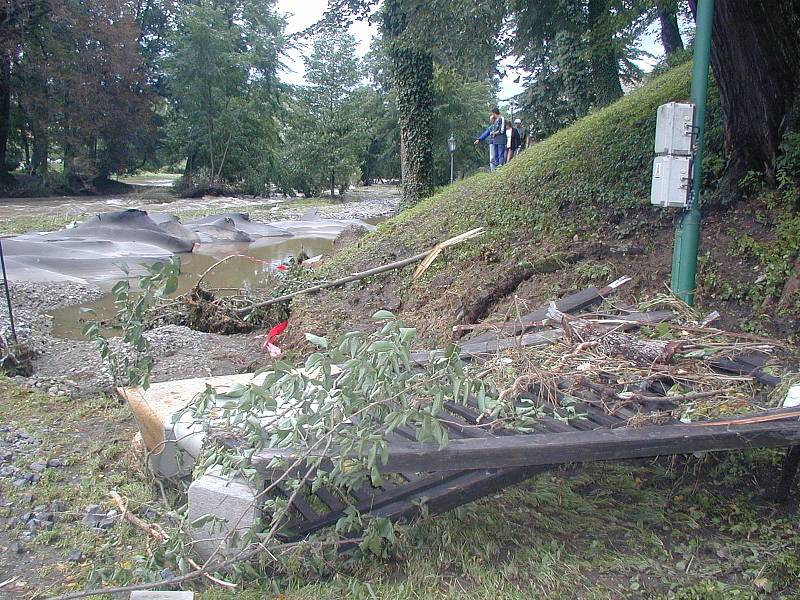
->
[30,462,47,473]
[97,516,117,530]
[32,518,54,531]
[9,541,27,554]
[67,549,84,563]
[82,504,105,527]
[12,478,28,488]
[0,466,14,477]
[0,451,12,462]
[50,499,68,513]
[47,458,63,468]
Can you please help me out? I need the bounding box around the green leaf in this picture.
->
[190,513,218,528]
[399,327,417,343]
[368,340,394,353]
[305,333,329,348]
[371,310,395,321]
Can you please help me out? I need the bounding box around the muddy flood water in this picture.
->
[1,185,398,340]
[48,235,337,339]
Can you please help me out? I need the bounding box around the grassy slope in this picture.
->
[292,61,798,346]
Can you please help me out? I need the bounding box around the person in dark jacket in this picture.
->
[487,107,506,170]
[505,119,521,163]
[474,114,497,170]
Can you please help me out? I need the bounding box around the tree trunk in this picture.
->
[31,123,48,182]
[587,0,624,107]
[393,46,434,206]
[690,0,800,188]
[659,7,684,55]
[0,53,11,183]
[383,0,434,207]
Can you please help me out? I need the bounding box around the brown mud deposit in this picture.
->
[288,197,799,352]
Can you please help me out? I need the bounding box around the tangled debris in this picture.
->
[479,295,797,427]
[143,255,306,335]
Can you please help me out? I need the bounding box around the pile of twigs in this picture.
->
[485,296,796,425]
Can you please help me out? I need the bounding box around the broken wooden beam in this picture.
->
[234,228,484,315]
[251,410,800,476]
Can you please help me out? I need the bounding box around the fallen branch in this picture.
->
[234,228,484,316]
[110,491,169,544]
[188,557,238,589]
[44,536,363,600]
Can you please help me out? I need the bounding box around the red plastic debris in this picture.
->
[262,319,289,356]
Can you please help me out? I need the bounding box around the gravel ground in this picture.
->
[2,282,265,397]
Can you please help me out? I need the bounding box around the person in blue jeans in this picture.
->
[488,107,506,170]
[475,108,506,171]
[474,114,496,170]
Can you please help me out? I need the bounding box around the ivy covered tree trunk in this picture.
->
[392,46,433,206]
[382,0,434,207]
[689,0,800,186]
[587,0,623,107]
[658,6,684,55]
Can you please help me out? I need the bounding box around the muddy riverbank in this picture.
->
[0,186,400,397]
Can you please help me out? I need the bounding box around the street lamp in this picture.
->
[447,133,456,184]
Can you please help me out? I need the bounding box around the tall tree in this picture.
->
[325,0,504,206]
[588,0,625,105]
[657,1,685,55]
[301,30,365,197]
[0,0,48,181]
[164,0,285,190]
[689,0,800,187]
[381,0,434,206]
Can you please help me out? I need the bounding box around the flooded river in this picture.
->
[48,235,335,339]
[1,185,398,339]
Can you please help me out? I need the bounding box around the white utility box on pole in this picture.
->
[651,155,692,208]
[650,101,695,208]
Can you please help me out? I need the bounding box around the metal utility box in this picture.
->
[654,102,695,156]
[650,155,691,208]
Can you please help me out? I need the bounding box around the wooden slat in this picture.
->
[467,286,608,345]
[373,418,800,473]
[712,356,781,386]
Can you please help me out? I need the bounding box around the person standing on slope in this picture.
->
[505,119,520,163]
[487,107,506,170]
[513,118,526,156]
[474,113,497,170]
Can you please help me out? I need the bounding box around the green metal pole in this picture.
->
[670,0,714,305]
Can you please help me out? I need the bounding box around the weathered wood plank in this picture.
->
[374,418,800,472]
[466,286,608,346]
[254,413,800,476]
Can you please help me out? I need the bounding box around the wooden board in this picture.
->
[119,373,266,453]
[254,410,800,475]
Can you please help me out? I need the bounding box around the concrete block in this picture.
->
[130,592,194,600]
[187,466,262,561]
[148,413,205,479]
